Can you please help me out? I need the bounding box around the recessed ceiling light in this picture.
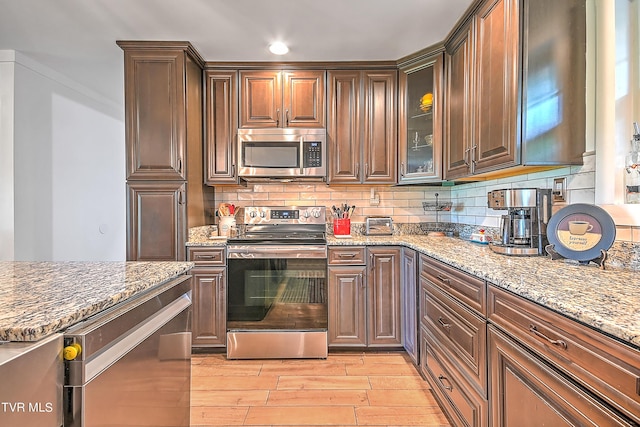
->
[269,42,289,55]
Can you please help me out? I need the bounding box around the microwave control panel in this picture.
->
[303,141,323,167]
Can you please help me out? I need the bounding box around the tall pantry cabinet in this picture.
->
[118,41,212,261]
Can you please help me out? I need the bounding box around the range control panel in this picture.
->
[242,206,326,225]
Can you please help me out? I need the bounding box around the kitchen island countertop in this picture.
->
[0,261,194,342]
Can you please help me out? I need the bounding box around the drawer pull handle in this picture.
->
[438,317,451,330]
[196,255,216,259]
[436,275,450,284]
[529,325,568,350]
[438,374,454,391]
[338,252,358,258]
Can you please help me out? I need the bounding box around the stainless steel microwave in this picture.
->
[237,128,327,180]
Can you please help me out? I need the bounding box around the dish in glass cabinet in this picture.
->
[546,203,616,261]
[419,93,433,112]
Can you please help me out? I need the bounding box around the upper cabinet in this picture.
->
[328,69,397,184]
[239,70,325,128]
[444,0,586,180]
[120,45,194,181]
[204,70,238,184]
[398,51,445,184]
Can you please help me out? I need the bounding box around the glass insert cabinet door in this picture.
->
[398,52,444,184]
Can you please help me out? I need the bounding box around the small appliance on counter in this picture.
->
[365,217,393,236]
[487,188,552,256]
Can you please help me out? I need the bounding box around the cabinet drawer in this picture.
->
[423,327,488,427]
[187,247,226,265]
[423,282,487,396]
[488,325,634,427]
[328,247,366,265]
[420,255,486,316]
[488,285,640,424]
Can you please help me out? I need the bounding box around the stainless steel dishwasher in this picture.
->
[63,275,192,427]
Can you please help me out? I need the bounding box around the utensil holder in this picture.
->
[218,217,236,237]
[333,218,351,236]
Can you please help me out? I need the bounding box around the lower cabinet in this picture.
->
[419,254,488,427]
[401,248,418,364]
[328,246,401,348]
[187,247,227,348]
[421,326,489,427]
[488,325,633,427]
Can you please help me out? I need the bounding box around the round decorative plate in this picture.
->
[546,203,616,261]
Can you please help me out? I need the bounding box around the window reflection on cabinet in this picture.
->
[398,51,444,184]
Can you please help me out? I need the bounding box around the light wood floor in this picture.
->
[191,351,450,427]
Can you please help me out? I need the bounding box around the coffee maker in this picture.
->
[487,188,552,256]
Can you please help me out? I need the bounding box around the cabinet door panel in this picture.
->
[363,71,397,184]
[205,70,238,184]
[488,285,640,423]
[127,181,185,261]
[192,267,226,347]
[424,328,488,427]
[444,23,474,180]
[368,247,401,346]
[240,70,281,128]
[283,71,325,128]
[124,49,186,180]
[401,249,418,364]
[328,266,367,347]
[489,326,633,427]
[425,285,487,395]
[474,0,519,173]
[328,71,361,183]
[398,53,444,184]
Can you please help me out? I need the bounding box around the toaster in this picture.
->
[365,217,393,236]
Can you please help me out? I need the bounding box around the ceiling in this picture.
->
[0,0,473,107]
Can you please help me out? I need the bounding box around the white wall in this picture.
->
[9,51,126,261]
[0,54,15,260]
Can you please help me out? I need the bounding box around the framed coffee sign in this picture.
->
[546,203,616,264]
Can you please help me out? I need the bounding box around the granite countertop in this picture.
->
[0,261,193,342]
[184,230,639,348]
[328,234,640,349]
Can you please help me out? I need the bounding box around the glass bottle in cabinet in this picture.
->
[398,52,443,184]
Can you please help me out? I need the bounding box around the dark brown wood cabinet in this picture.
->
[204,70,238,184]
[367,247,402,346]
[473,0,520,174]
[418,254,488,426]
[488,285,640,424]
[488,325,633,427]
[443,20,474,180]
[188,247,227,348]
[401,248,418,364]
[328,264,367,347]
[398,50,445,184]
[121,46,189,181]
[239,70,325,128]
[328,246,401,348]
[327,70,397,184]
[444,0,586,180]
[127,181,186,261]
[119,41,210,261]
[422,326,489,427]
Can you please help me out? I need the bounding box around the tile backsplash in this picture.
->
[214,153,640,244]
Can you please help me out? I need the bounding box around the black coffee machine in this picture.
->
[487,188,552,256]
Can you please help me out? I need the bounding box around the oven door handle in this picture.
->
[227,245,327,259]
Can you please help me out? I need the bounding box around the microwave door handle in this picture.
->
[300,136,305,175]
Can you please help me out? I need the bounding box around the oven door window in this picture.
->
[241,141,300,168]
[227,258,327,330]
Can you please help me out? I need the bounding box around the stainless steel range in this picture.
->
[226,206,328,359]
